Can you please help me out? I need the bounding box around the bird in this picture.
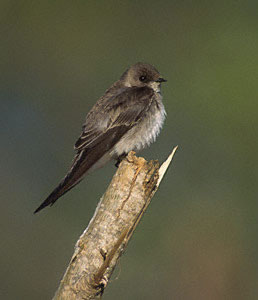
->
[34,62,167,213]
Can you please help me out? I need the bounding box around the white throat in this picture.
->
[149,81,161,93]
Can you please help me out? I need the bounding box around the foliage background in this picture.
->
[1,1,258,299]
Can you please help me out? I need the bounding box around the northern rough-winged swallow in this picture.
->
[34,62,167,213]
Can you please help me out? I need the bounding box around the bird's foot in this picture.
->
[115,153,127,168]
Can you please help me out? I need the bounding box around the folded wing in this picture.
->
[34,86,154,213]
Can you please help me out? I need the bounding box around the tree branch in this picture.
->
[53,147,178,300]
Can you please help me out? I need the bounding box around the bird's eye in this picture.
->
[139,75,146,82]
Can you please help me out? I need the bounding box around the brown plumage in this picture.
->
[34,63,166,213]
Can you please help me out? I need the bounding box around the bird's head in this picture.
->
[121,62,167,92]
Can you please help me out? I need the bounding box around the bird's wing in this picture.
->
[34,86,155,213]
[74,86,155,152]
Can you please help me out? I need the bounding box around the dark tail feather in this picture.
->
[34,139,114,214]
[33,178,81,214]
[34,151,89,214]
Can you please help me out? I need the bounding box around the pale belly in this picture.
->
[86,94,166,174]
[112,98,166,157]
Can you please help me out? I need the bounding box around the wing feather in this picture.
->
[34,86,155,213]
[74,86,154,152]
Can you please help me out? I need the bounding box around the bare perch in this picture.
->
[53,147,178,300]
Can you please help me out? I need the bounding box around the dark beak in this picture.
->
[156,77,167,83]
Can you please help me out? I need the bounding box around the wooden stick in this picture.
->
[53,147,178,300]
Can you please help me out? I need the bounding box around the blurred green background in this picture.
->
[1,1,258,299]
